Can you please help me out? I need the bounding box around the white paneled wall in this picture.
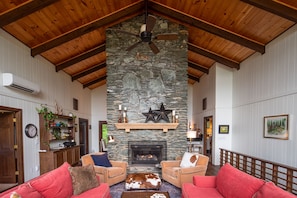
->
[232,25,297,167]
[91,85,107,153]
[0,29,92,181]
[193,24,297,167]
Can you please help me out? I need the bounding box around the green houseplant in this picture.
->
[36,104,57,129]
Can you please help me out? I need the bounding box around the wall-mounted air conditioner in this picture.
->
[2,73,40,94]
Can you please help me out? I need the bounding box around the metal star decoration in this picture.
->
[142,108,157,123]
[153,103,172,123]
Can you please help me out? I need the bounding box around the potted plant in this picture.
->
[36,104,57,129]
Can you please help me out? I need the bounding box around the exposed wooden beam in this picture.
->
[55,44,105,72]
[188,43,240,69]
[188,74,200,82]
[148,1,265,54]
[72,62,106,81]
[188,61,209,74]
[83,75,107,88]
[31,1,144,56]
[0,0,59,27]
[241,0,297,23]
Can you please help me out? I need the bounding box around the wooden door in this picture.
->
[99,121,107,152]
[0,112,16,183]
[79,118,89,156]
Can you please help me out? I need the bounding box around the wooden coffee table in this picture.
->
[125,173,162,190]
[121,191,170,198]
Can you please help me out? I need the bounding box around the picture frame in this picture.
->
[264,114,289,140]
[219,125,229,134]
[202,98,207,110]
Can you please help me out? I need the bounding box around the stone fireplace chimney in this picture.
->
[106,14,188,162]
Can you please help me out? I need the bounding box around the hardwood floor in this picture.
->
[0,183,17,193]
[206,163,220,176]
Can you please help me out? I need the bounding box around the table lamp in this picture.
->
[187,130,196,152]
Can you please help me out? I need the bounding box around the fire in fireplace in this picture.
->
[128,141,167,165]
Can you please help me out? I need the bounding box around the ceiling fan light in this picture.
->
[140,24,146,33]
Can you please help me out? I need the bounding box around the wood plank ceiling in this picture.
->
[0,0,296,90]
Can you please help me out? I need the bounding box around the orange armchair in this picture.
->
[161,153,209,188]
[81,152,128,186]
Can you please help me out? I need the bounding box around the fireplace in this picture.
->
[128,141,167,165]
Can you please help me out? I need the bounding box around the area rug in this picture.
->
[110,181,181,198]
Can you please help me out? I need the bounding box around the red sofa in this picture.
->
[182,163,296,198]
[0,162,111,198]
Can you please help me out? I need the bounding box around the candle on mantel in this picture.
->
[175,115,179,123]
[172,110,175,116]
[124,107,127,111]
[119,104,122,110]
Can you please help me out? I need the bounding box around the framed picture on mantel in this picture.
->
[264,114,289,140]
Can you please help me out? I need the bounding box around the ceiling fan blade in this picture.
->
[155,33,179,40]
[108,28,139,38]
[149,41,160,54]
[126,40,142,52]
[146,15,157,32]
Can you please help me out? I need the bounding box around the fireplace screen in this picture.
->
[128,141,167,165]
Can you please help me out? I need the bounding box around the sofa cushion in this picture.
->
[193,175,217,188]
[68,164,99,195]
[253,181,296,198]
[71,183,111,198]
[30,162,73,198]
[216,163,265,198]
[180,152,199,168]
[13,184,43,198]
[182,183,223,198]
[91,153,112,167]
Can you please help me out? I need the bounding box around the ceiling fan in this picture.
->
[111,0,179,54]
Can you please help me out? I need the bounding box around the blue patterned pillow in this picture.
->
[91,153,112,167]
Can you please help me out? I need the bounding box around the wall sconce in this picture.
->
[108,135,115,143]
[187,130,196,152]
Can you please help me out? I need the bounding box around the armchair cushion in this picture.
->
[81,152,128,186]
[107,167,126,178]
[68,164,99,195]
[91,153,112,167]
[180,152,199,168]
[161,154,209,188]
[163,167,180,178]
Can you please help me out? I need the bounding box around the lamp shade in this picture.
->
[187,130,196,139]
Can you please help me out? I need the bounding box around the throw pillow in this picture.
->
[30,162,73,198]
[253,181,296,198]
[14,184,43,198]
[68,164,99,195]
[216,163,265,198]
[180,152,199,168]
[91,153,112,167]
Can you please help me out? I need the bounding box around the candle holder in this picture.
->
[118,110,123,123]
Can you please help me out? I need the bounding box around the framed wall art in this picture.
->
[263,114,288,140]
[219,125,229,134]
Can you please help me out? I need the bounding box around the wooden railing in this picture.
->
[220,148,297,195]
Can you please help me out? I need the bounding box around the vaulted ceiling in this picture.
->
[0,0,296,89]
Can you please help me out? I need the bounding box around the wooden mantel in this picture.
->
[115,123,179,132]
